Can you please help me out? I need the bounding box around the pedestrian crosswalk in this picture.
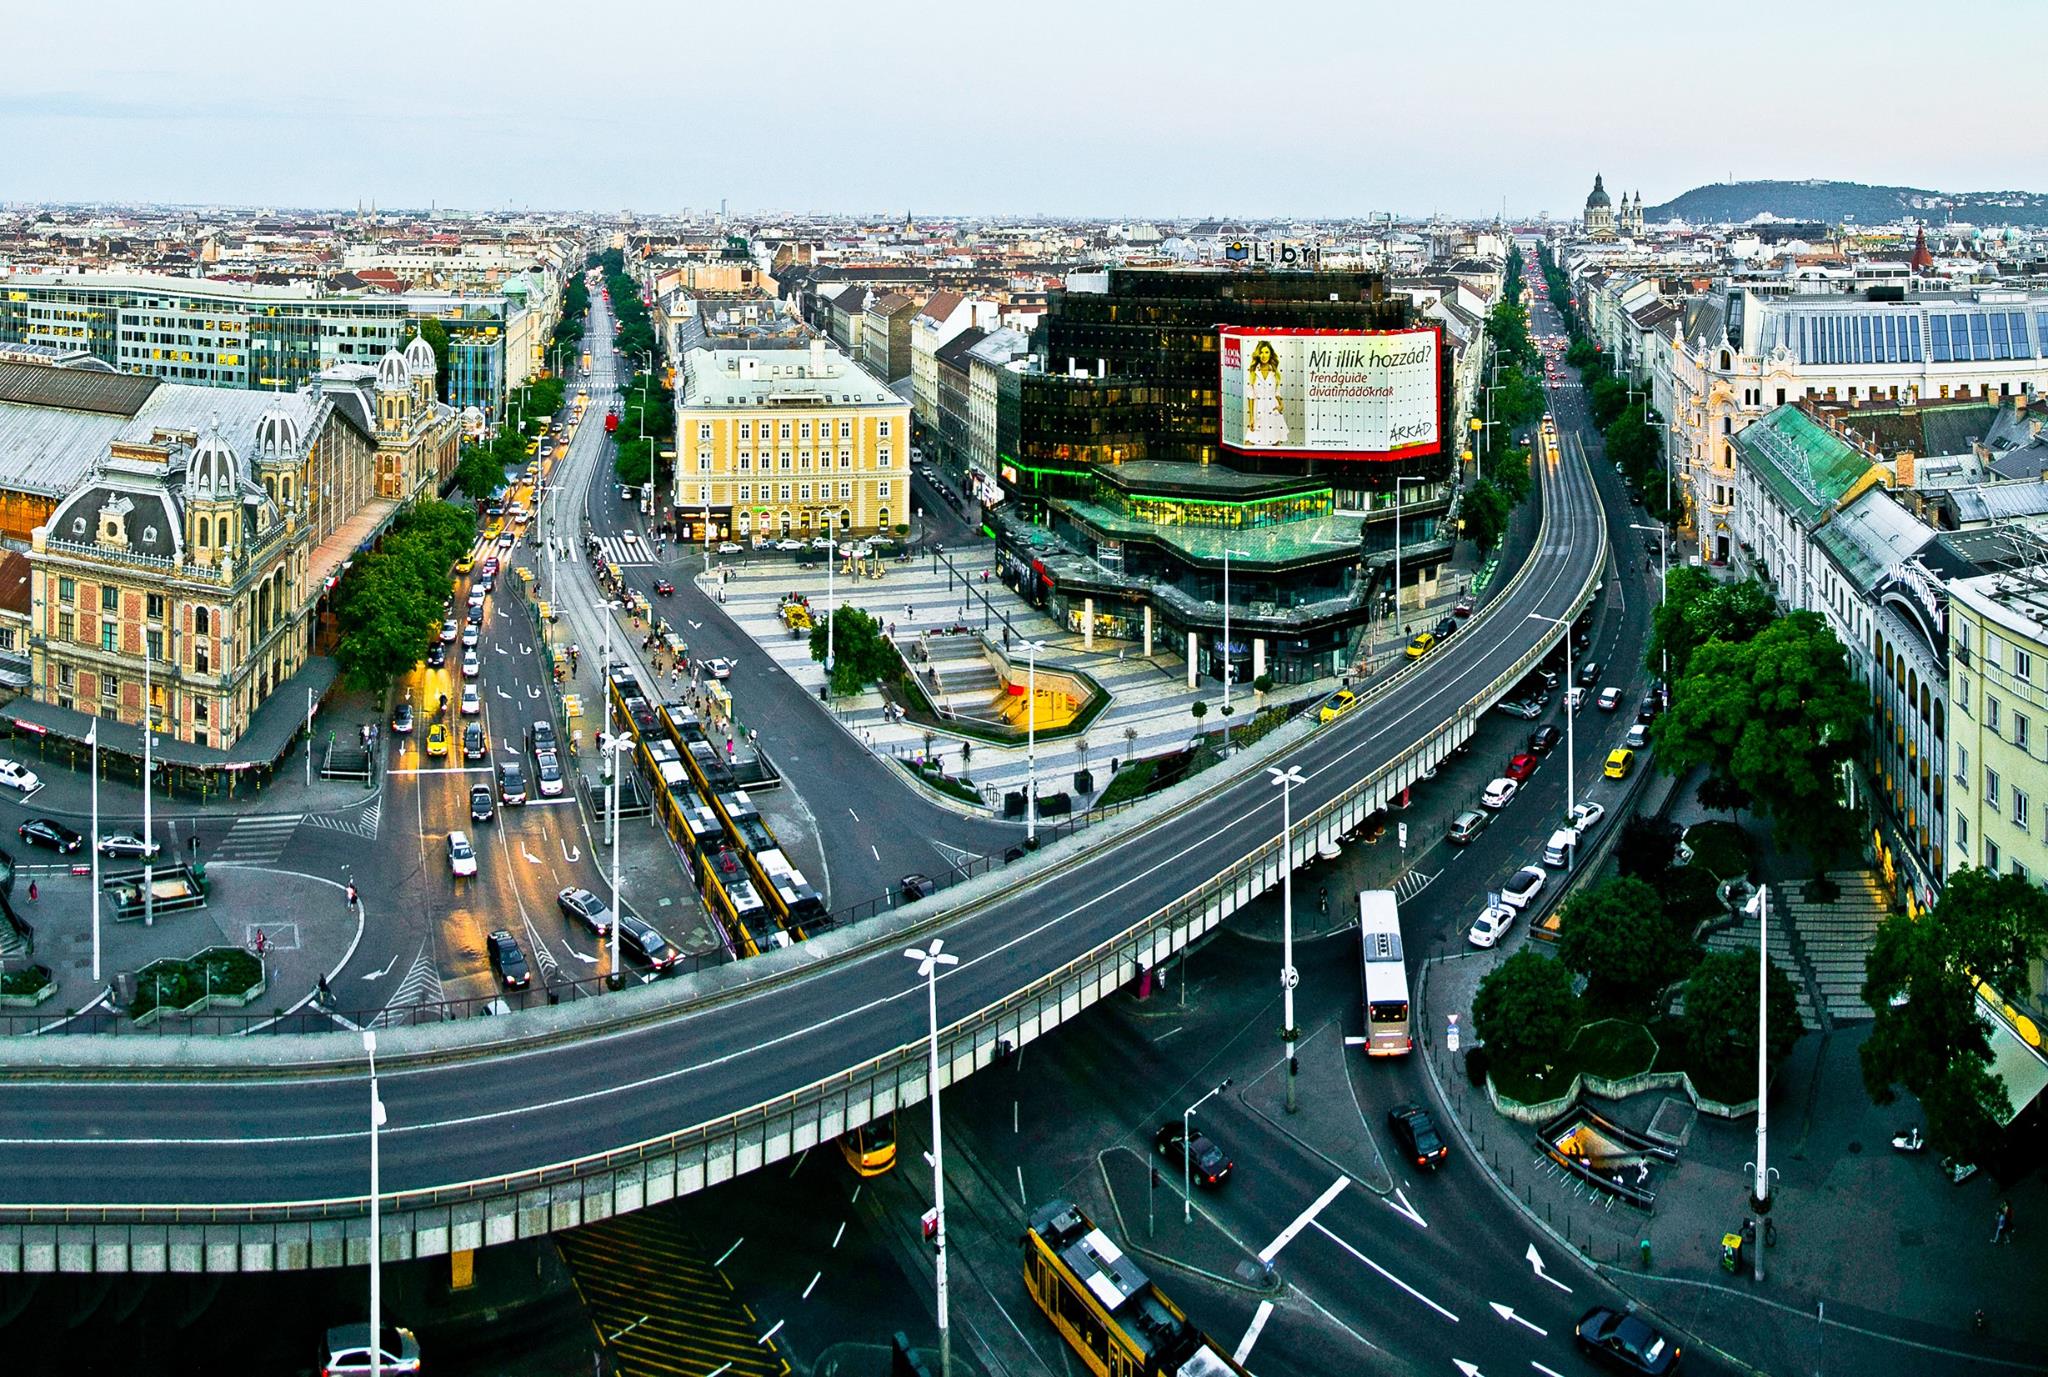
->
[595,533,655,567]
[304,801,381,841]
[1394,867,1440,904]
[210,812,303,865]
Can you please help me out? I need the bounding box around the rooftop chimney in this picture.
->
[810,337,827,376]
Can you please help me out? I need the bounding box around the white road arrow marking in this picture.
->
[1525,1242,1572,1292]
[521,644,532,654]
[561,840,581,863]
[566,947,598,965]
[1531,1364,1566,1377]
[495,645,508,655]
[361,958,396,981]
[1384,1187,1427,1229]
[528,686,541,699]
[1454,1363,1482,1377]
[688,619,702,629]
[497,687,512,698]
[1489,1303,1546,1337]
[522,847,544,865]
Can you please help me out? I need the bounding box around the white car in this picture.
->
[447,829,478,878]
[810,535,834,550]
[461,684,481,716]
[1469,903,1516,949]
[0,760,39,793]
[1625,723,1649,748]
[1500,865,1547,911]
[462,623,480,648]
[774,538,805,552]
[462,648,480,679]
[702,657,732,680]
[1480,777,1519,810]
[440,619,459,643]
[717,541,743,554]
[1570,800,1607,834]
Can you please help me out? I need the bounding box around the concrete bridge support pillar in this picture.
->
[1083,597,1095,651]
[1186,631,1198,689]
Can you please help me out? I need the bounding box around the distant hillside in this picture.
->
[1644,180,2048,227]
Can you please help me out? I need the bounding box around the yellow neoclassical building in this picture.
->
[673,340,910,541]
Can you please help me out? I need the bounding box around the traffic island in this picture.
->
[1094,1144,1279,1296]
[126,946,266,1026]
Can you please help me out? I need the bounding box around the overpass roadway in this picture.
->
[0,419,1606,1273]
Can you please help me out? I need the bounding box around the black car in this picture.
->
[617,912,681,973]
[97,831,159,859]
[1528,724,1563,756]
[1153,1122,1233,1187]
[485,929,530,989]
[17,817,82,853]
[1386,1103,1449,1170]
[1577,659,1602,687]
[470,783,496,823]
[557,886,613,937]
[499,760,528,806]
[462,722,486,762]
[529,720,558,756]
[425,641,447,669]
[901,873,937,902]
[1432,615,1458,641]
[1575,1306,1681,1374]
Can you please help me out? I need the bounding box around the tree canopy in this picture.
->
[1555,876,1695,1015]
[809,604,902,697]
[1459,477,1510,554]
[1473,949,1580,1074]
[1647,567,1778,679]
[332,501,475,690]
[1680,949,1806,1090]
[414,318,451,394]
[1861,867,2048,1162]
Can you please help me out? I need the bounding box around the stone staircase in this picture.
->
[1701,901,1819,1031]
[1781,869,1888,1024]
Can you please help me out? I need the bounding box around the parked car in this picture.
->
[320,1324,422,1377]
[1604,748,1636,779]
[1625,722,1649,749]
[1597,686,1623,711]
[98,832,160,859]
[901,873,937,902]
[774,538,805,551]
[1386,1103,1449,1170]
[1153,1122,1233,1187]
[618,912,682,973]
[0,759,40,793]
[1447,809,1491,845]
[1468,903,1516,948]
[717,541,743,554]
[1500,865,1547,911]
[558,886,614,937]
[1481,778,1519,810]
[470,783,496,823]
[1318,689,1360,723]
[1570,800,1608,834]
[1404,631,1436,659]
[485,929,529,989]
[1528,724,1562,755]
[1433,615,1458,641]
[1453,595,1474,618]
[18,817,82,853]
[1505,752,1538,782]
[499,759,528,805]
[1495,698,1543,721]
[1575,1306,1681,1374]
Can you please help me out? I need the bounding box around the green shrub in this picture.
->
[1683,821,1751,880]
[1659,863,1723,920]
[1096,759,1159,808]
[0,966,51,997]
[1464,1045,1491,1088]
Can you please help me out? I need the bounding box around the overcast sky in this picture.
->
[6,0,2039,219]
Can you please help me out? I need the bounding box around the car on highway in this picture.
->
[534,749,564,798]
[1468,902,1515,948]
[1577,659,1602,686]
[1570,800,1608,834]
[498,759,528,805]
[1317,689,1360,723]
[440,618,458,643]
[1495,698,1542,721]
[425,722,450,758]
[901,873,937,902]
[1597,686,1622,711]
[618,912,682,974]
[390,702,415,735]
[0,760,40,793]
[486,929,530,989]
[1447,809,1490,845]
[718,541,743,554]
[1529,724,1562,755]
[1605,748,1636,779]
[1500,865,1547,911]
[97,832,160,859]
[461,684,481,716]
[17,817,82,853]
[481,556,499,578]
[558,886,613,937]
[1386,1103,1449,1170]
[1404,631,1436,659]
[1153,1122,1233,1187]
[462,722,486,762]
[1575,1306,1680,1374]
[1625,722,1649,749]
[1504,752,1538,782]
[425,641,447,669]
[320,1323,422,1377]
[469,783,495,823]
[462,648,480,679]
[703,657,733,680]
[447,830,478,878]
[1480,778,1519,810]
[1566,686,1588,713]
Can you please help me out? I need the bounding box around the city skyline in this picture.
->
[7,0,2037,217]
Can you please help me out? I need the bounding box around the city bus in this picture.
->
[1023,1198,1248,1377]
[1358,889,1413,1056]
[838,1114,897,1177]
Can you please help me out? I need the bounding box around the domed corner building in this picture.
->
[1584,174,1617,241]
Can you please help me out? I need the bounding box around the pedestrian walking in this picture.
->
[345,881,359,912]
[1993,1200,2014,1243]
[317,973,331,1004]
[25,880,36,902]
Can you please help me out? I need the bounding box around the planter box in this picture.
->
[129,951,266,1022]
[0,979,55,1008]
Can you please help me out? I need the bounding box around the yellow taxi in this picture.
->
[1318,689,1360,723]
[1405,631,1437,660]
[426,722,450,758]
[454,554,475,575]
[1604,748,1635,779]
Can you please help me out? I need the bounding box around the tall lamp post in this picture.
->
[362,1030,389,1377]
[905,939,962,1376]
[1631,522,1669,682]
[1527,613,1576,822]
[1219,546,1249,717]
[1744,884,1775,1282]
[88,724,101,982]
[141,649,155,928]
[1182,1078,1231,1222]
[1018,639,1045,848]
[1391,475,1427,642]
[1268,766,1305,1113]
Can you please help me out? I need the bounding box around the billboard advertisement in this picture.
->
[1219,326,1441,460]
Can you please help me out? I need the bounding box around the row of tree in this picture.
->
[450,376,570,501]
[612,370,674,488]
[1461,246,1545,554]
[331,501,477,689]
[598,248,657,363]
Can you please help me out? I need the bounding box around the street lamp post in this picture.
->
[1182,1079,1231,1222]
[1631,522,1669,681]
[1268,766,1305,1114]
[1528,613,1575,822]
[1745,884,1775,1283]
[1392,476,1426,640]
[363,1029,388,1377]
[141,649,155,928]
[88,724,101,982]
[905,939,962,1377]
[1220,547,1249,717]
[1018,639,1045,848]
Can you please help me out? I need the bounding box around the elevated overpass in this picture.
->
[0,436,1606,1274]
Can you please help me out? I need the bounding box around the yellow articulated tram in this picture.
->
[1023,1199,1248,1377]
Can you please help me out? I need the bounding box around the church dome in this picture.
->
[188,424,239,500]
[376,346,410,391]
[1586,174,1611,210]
[253,406,303,461]
[404,331,436,377]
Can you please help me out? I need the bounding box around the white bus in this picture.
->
[1358,889,1412,1056]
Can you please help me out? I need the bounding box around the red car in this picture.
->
[1505,752,1538,782]
[653,578,674,596]
[1453,596,1475,618]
